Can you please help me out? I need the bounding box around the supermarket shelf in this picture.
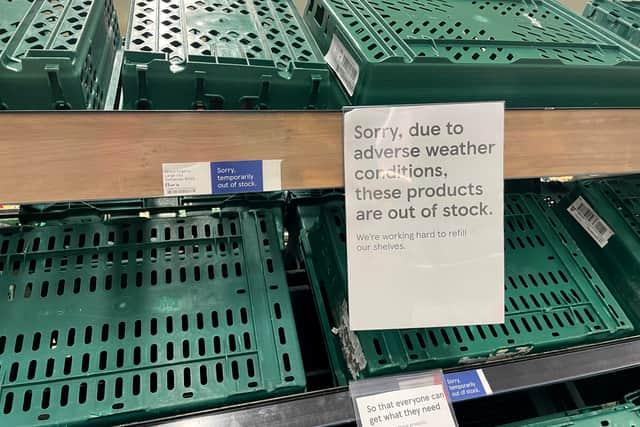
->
[481,337,640,392]
[122,337,640,427]
[1,109,640,203]
[120,389,354,427]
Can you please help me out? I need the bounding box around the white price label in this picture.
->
[162,160,282,196]
[355,384,457,427]
[567,196,614,248]
[325,36,360,96]
[162,162,211,196]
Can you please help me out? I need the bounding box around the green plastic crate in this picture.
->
[500,391,640,426]
[18,192,288,250]
[294,193,633,385]
[556,175,640,327]
[0,206,304,426]
[0,0,121,110]
[584,0,640,46]
[304,0,640,108]
[122,0,341,109]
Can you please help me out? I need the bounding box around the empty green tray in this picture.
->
[500,390,640,426]
[0,206,304,426]
[0,0,120,110]
[122,0,340,109]
[294,193,633,385]
[556,175,640,327]
[304,0,640,107]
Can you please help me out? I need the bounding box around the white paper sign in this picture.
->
[344,102,504,330]
[355,384,457,427]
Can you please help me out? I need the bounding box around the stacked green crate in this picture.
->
[584,0,640,46]
[294,193,633,385]
[500,391,640,426]
[556,175,640,326]
[122,0,343,109]
[0,0,120,110]
[0,204,304,426]
[303,0,640,108]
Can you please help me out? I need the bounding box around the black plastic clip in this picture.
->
[45,65,71,110]
[135,64,152,109]
[192,73,225,110]
[257,76,270,109]
[238,76,272,109]
[192,75,207,110]
[306,75,322,109]
[239,95,258,109]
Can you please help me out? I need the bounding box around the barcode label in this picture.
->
[567,196,614,248]
[162,162,211,196]
[166,187,196,195]
[325,36,359,96]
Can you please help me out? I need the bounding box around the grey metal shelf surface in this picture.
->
[120,336,640,427]
[119,388,354,427]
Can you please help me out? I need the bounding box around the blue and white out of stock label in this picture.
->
[444,370,493,402]
[162,160,282,196]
